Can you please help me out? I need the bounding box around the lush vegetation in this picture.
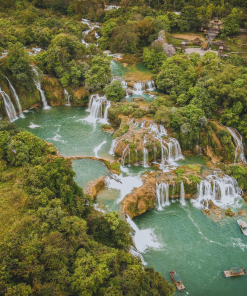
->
[0,121,174,295]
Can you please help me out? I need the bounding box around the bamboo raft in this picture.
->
[223,267,247,277]
[169,271,185,291]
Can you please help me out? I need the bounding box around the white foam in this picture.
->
[105,173,142,203]
[29,122,40,129]
[126,215,161,253]
[94,140,107,158]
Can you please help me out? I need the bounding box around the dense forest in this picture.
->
[0,0,247,295]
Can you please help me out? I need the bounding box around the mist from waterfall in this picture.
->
[6,77,24,118]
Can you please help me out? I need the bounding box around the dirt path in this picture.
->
[172,33,205,41]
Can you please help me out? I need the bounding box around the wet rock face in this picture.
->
[121,165,202,218]
[112,118,183,166]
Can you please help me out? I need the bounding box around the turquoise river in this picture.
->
[15,60,247,295]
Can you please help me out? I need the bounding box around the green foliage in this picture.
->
[175,168,185,178]
[104,80,126,102]
[5,42,31,90]
[85,56,112,92]
[102,124,112,129]
[143,47,167,70]
[223,13,240,36]
[156,55,197,100]
[43,33,86,88]
[113,123,129,139]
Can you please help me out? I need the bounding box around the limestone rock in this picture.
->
[238,209,246,216]
[84,176,106,199]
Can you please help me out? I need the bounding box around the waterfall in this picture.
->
[180,180,185,205]
[133,82,144,95]
[156,182,163,210]
[31,66,50,109]
[104,100,111,121]
[87,94,110,123]
[153,147,157,162]
[156,182,170,209]
[159,125,167,136]
[146,81,155,91]
[143,148,148,167]
[227,127,247,164]
[167,138,183,163]
[0,86,18,122]
[6,77,24,118]
[195,173,242,208]
[164,183,170,205]
[64,89,71,106]
[121,145,130,165]
[109,138,120,155]
[135,149,138,165]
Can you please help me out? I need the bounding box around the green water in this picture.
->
[15,103,247,296]
[17,106,113,158]
[111,60,128,77]
[73,159,110,189]
[134,202,247,296]
[177,155,208,167]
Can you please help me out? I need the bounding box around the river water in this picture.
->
[14,63,247,296]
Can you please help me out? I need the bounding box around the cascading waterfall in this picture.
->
[109,138,120,155]
[143,148,149,167]
[31,66,50,109]
[167,138,183,163]
[133,82,145,95]
[64,89,71,106]
[149,123,183,165]
[6,77,24,118]
[195,173,242,208]
[153,147,157,162]
[180,181,185,205]
[135,149,138,165]
[87,94,110,122]
[121,145,130,165]
[156,182,164,210]
[104,100,111,121]
[164,183,170,205]
[227,127,247,164]
[0,85,18,122]
[146,80,155,91]
[156,182,170,209]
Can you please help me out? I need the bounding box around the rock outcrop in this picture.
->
[121,165,201,218]
[84,176,106,199]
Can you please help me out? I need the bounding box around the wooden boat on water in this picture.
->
[223,267,247,277]
[169,271,185,291]
[237,219,247,236]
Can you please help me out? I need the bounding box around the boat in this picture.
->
[223,267,247,277]
[237,219,247,236]
[169,270,185,291]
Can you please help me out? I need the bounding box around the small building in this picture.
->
[219,46,223,54]
[193,38,203,45]
[208,17,224,35]
[181,41,186,50]
[105,5,121,11]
